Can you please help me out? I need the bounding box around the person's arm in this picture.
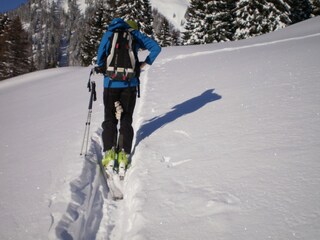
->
[133,31,161,67]
[97,32,111,67]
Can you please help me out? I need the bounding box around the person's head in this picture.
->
[126,20,139,30]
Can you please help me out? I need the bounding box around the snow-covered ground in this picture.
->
[1,16,320,240]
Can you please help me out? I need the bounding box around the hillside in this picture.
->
[0,17,319,239]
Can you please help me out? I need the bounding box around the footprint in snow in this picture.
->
[185,190,241,218]
[203,191,241,216]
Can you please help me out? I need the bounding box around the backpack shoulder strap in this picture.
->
[106,30,120,73]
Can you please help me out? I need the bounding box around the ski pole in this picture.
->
[80,78,97,156]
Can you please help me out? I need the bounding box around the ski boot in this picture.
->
[102,147,116,173]
[117,149,129,180]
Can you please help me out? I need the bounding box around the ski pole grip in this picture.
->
[88,81,96,110]
[87,69,94,91]
[92,81,97,101]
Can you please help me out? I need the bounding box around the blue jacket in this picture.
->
[97,18,161,88]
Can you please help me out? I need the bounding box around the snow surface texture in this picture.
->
[0,17,320,239]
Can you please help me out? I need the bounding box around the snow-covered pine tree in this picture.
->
[171,28,181,46]
[80,0,110,66]
[8,17,31,76]
[233,0,291,40]
[156,17,172,47]
[116,0,154,37]
[267,0,292,27]
[25,0,64,69]
[29,0,49,69]
[105,0,117,21]
[47,1,63,68]
[66,0,84,66]
[0,16,31,80]
[115,0,132,19]
[286,0,312,24]
[205,0,235,43]
[310,0,320,16]
[0,14,10,37]
[0,14,12,80]
[136,0,154,37]
[183,0,207,45]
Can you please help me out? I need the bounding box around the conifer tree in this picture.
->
[137,0,154,37]
[29,0,56,69]
[310,0,320,16]
[171,28,181,46]
[29,0,64,69]
[116,0,154,37]
[81,1,110,66]
[66,0,84,66]
[205,0,235,43]
[156,17,172,47]
[0,14,12,80]
[9,17,31,76]
[47,1,63,68]
[233,0,291,40]
[287,0,312,24]
[183,0,235,45]
[0,14,10,36]
[116,0,132,19]
[183,0,207,45]
[0,16,31,80]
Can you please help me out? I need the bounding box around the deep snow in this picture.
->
[0,17,320,240]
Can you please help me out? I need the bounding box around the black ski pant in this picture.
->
[102,87,137,154]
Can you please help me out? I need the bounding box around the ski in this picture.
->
[97,155,123,200]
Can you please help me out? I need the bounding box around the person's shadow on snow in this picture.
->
[134,89,222,150]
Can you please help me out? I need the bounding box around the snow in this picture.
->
[1,16,320,239]
[151,0,189,31]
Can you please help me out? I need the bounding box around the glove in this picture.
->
[114,101,123,120]
[140,61,147,69]
[94,66,105,74]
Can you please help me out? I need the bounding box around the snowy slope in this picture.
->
[0,16,320,240]
[151,0,189,30]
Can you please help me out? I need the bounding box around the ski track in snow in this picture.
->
[49,129,121,240]
[51,133,100,239]
[49,66,153,239]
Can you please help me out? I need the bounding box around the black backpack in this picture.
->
[105,28,138,81]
